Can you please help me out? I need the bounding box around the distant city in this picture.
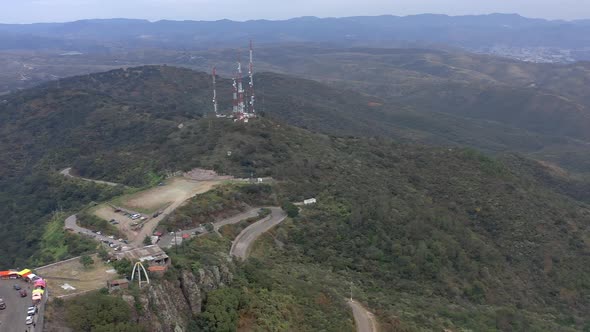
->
[470,45,590,63]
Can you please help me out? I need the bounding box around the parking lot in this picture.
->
[0,278,42,332]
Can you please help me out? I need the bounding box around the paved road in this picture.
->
[230,207,287,260]
[0,279,39,332]
[348,300,379,332]
[158,208,264,248]
[60,167,122,187]
[65,214,128,248]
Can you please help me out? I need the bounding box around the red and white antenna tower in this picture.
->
[248,40,255,115]
[212,67,218,116]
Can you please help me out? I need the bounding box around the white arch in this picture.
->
[130,261,150,288]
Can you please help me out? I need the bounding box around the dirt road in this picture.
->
[348,300,379,332]
[60,167,122,187]
[130,180,220,247]
[230,207,286,260]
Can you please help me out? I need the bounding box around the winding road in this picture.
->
[349,300,379,332]
[60,167,122,187]
[65,214,128,248]
[158,208,263,248]
[229,207,287,260]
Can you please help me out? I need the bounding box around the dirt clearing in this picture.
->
[92,178,222,243]
[35,255,116,298]
[122,178,219,213]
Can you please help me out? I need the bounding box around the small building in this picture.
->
[147,265,167,276]
[303,198,317,205]
[107,279,129,291]
[114,245,170,270]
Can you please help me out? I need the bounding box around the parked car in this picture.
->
[96,231,102,235]
[108,235,114,239]
[26,315,33,325]
[19,289,27,297]
[27,306,36,316]
[13,284,21,290]
[0,298,6,310]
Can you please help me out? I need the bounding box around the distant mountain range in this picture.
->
[1,14,590,60]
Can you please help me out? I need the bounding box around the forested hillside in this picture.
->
[1,66,589,330]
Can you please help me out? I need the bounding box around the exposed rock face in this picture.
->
[139,264,233,332]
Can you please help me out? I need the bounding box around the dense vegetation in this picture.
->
[161,120,590,330]
[0,173,124,267]
[34,212,98,266]
[63,292,145,331]
[1,65,589,330]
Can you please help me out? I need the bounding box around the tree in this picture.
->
[98,248,109,261]
[80,255,94,268]
[143,235,152,246]
[281,201,299,218]
[197,288,242,331]
[112,259,133,277]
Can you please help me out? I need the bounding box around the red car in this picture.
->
[19,289,27,297]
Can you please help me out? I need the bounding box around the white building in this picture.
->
[303,198,317,205]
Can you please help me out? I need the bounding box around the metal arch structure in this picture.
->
[130,261,150,289]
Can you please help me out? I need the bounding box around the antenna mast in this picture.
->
[232,74,238,115]
[237,60,245,116]
[248,40,255,115]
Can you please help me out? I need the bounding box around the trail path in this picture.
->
[348,300,379,332]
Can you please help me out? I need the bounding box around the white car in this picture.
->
[27,306,36,316]
[96,231,102,235]
[108,235,114,239]
[26,315,33,325]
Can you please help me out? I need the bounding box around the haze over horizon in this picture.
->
[1,0,589,24]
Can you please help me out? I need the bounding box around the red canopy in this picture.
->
[34,280,46,288]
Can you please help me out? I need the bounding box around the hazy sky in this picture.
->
[0,0,588,24]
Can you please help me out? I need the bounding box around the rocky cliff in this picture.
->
[132,264,234,332]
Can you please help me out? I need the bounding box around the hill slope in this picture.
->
[0,66,589,330]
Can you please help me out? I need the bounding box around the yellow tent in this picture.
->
[32,289,44,295]
[17,269,31,276]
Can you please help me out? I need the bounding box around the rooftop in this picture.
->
[115,245,168,263]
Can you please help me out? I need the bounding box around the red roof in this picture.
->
[148,266,167,272]
[153,231,163,237]
[0,270,17,277]
[182,233,190,239]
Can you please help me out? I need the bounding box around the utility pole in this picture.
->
[212,67,218,116]
[350,281,353,301]
[174,231,178,254]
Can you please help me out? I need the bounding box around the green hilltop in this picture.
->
[0,66,589,330]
